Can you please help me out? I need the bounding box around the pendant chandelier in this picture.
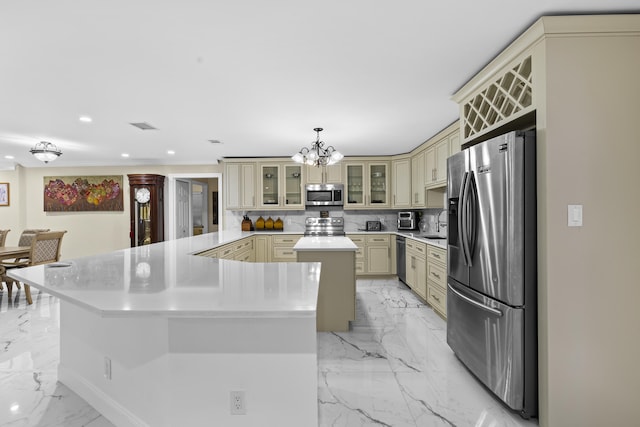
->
[291,128,343,167]
[30,141,62,163]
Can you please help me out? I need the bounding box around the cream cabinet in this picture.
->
[254,234,271,262]
[425,138,449,188]
[425,130,460,189]
[392,157,412,209]
[426,245,447,319]
[345,161,390,209]
[348,235,366,275]
[271,234,302,262]
[259,163,304,210]
[347,234,394,276]
[366,235,392,275]
[411,150,426,208]
[305,164,342,184]
[449,132,461,156]
[406,238,427,300]
[195,237,256,261]
[225,162,256,210]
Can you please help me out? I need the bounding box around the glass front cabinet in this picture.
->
[345,161,390,209]
[259,163,304,209]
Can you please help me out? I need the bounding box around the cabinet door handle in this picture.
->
[432,294,440,302]
[433,253,440,259]
[432,272,440,279]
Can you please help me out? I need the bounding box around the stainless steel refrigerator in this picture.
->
[446,130,537,419]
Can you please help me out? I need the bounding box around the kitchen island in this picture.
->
[294,236,358,332]
[9,233,321,427]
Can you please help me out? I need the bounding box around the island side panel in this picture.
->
[58,301,318,427]
[297,250,356,332]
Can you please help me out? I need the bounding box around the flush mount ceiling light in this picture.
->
[291,128,343,167]
[30,141,62,163]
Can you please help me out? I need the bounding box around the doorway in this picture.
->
[166,173,222,241]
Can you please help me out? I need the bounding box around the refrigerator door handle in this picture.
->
[458,171,469,266]
[448,283,503,317]
[467,171,478,261]
[461,171,473,267]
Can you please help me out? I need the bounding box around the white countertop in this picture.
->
[293,236,358,251]
[8,232,320,319]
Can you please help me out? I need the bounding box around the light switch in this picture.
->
[568,205,583,227]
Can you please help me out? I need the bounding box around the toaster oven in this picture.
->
[397,211,418,230]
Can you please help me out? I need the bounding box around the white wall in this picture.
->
[0,164,222,260]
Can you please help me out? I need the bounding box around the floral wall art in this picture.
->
[44,176,124,212]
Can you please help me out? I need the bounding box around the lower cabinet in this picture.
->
[406,239,427,300]
[426,245,447,319]
[348,235,366,275]
[271,235,302,262]
[366,235,392,274]
[347,234,394,276]
[195,237,255,261]
[255,234,271,262]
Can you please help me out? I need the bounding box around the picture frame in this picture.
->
[43,176,123,212]
[0,183,9,206]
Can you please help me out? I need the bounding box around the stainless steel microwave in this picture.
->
[305,183,344,206]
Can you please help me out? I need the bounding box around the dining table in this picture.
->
[0,246,30,291]
[0,246,31,261]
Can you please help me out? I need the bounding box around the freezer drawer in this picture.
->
[446,279,526,412]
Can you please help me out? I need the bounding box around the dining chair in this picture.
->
[0,229,9,247]
[18,228,50,247]
[1,231,66,304]
[0,229,49,293]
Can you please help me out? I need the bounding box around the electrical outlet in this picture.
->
[230,390,246,415]
[104,357,111,380]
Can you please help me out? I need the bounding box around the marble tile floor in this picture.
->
[0,279,538,426]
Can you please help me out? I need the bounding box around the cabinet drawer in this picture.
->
[366,235,390,245]
[406,239,426,257]
[427,262,446,288]
[234,249,255,262]
[355,247,365,260]
[234,238,254,252]
[218,244,235,259]
[348,235,365,245]
[427,283,446,317]
[273,235,301,245]
[355,261,365,274]
[273,247,297,260]
[196,248,219,258]
[427,245,446,265]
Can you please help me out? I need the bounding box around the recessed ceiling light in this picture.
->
[79,115,92,123]
[167,150,175,155]
[121,153,130,158]
[4,155,14,159]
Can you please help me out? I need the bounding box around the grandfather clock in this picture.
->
[128,174,165,247]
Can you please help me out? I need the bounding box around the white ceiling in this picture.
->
[1,1,638,169]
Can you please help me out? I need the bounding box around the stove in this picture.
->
[304,217,345,236]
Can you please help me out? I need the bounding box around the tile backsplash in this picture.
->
[224,208,446,233]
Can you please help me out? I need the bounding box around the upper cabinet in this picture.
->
[425,128,460,189]
[305,164,342,184]
[259,163,304,210]
[425,138,449,188]
[222,124,461,211]
[225,162,256,210]
[410,151,425,208]
[345,160,390,209]
[392,157,412,209]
